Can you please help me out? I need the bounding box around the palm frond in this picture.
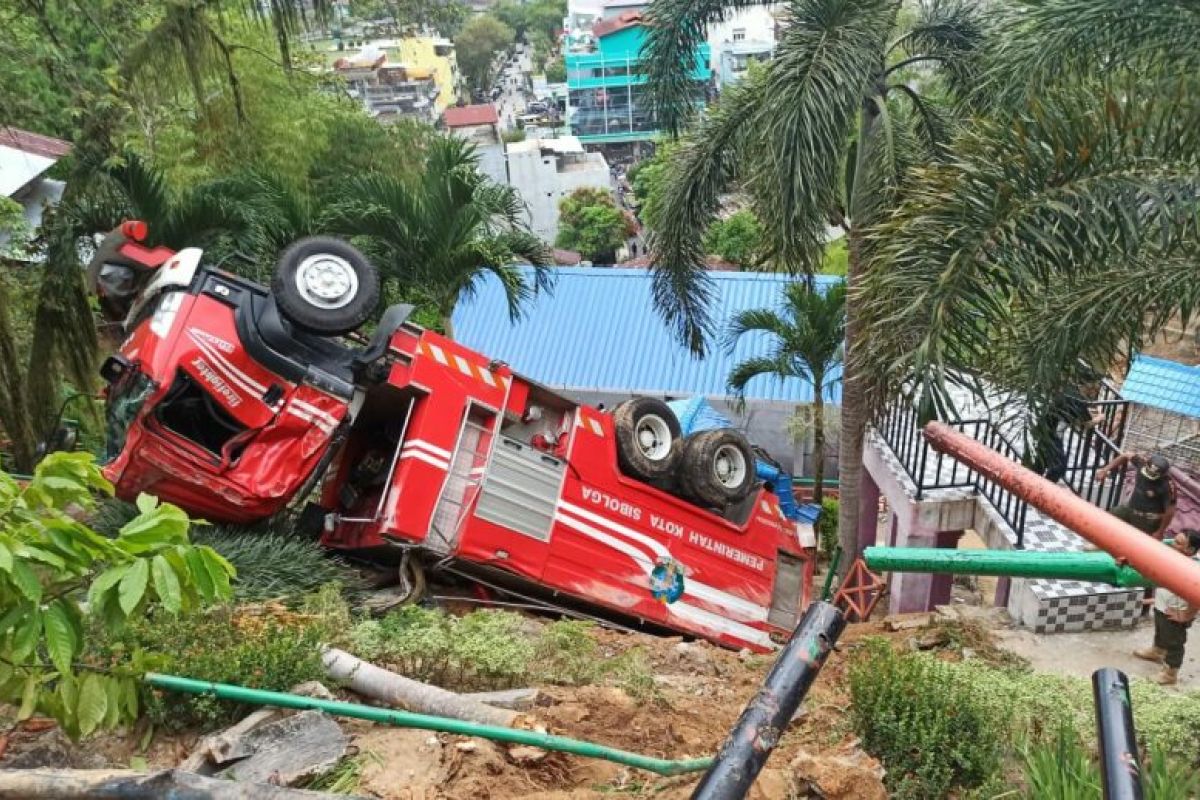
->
[641,0,768,136]
[748,0,897,268]
[726,354,796,397]
[723,308,792,353]
[987,0,1200,110]
[647,69,764,355]
[889,0,991,112]
[857,85,1200,417]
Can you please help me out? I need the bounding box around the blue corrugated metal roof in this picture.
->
[1122,355,1200,419]
[451,267,843,404]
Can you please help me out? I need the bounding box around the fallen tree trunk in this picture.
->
[321,647,520,728]
[0,768,362,799]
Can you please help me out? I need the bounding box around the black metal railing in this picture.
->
[876,382,1131,549]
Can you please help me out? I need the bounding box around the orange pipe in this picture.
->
[923,421,1200,607]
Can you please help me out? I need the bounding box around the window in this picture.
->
[732,28,746,42]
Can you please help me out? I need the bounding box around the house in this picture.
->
[708,5,780,87]
[442,104,507,185]
[452,267,843,475]
[565,8,711,143]
[505,136,610,242]
[0,126,71,251]
[333,48,441,124]
[397,34,460,112]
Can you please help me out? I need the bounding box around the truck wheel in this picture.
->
[679,429,756,507]
[613,398,682,482]
[272,237,381,336]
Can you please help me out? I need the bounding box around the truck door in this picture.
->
[428,405,496,553]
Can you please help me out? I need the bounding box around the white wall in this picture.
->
[707,6,779,74]
[506,146,611,243]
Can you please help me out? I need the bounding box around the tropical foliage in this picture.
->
[643,0,1200,564]
[704,210,763,267]
[725,282,846,502]
[643,0,987,560]
[0,453,231,737]
[555,187,634,264]
[455,15,515,90]
[332,136,552,335]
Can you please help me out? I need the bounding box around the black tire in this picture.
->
[679,429,756,507]
[271,237,381,336]
[612,398,682,482]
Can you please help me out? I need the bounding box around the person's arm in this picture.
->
[1096,452,1135,481]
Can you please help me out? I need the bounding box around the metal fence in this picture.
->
[877,382,1130,548]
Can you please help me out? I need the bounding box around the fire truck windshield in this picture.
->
[104,370,155,460]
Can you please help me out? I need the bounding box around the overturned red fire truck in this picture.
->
[90,224,815,652]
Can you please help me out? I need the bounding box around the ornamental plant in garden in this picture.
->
[0,452,232,737]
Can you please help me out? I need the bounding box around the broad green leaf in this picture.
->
[151,554,182,613]
[0,542,11,572]
[117,505,190,553]
[58,673,78,730]
[104,675,122,728]
[44,601,78,675]
[120,676,139,719]
[77,673,109,736]
[10,560,43,603]
[199,548,233,599]
[135,493,158,514]
[88,564,130,609]
[119,559,150,615]
[17,545,66,570]
[17,674,39,720]
[185,549,215,600]
[0,603,24,636]
[11,609,41,662]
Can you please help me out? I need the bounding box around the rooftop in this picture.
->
[0,126,71,197]
[442,104,499,127]
[1121,355,1200,419]
[452,267,844,403]
[506,135,585,155]
[593,10,643,38]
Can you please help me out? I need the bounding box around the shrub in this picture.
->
[348,607,534,691]
[534,619,606,685]
[849,639,1003,798]
[192,525,362,603]
[817,497,839,558]
[0,454,231,738]
[1019,724,1100,799]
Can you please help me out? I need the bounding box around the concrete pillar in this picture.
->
[928,529,964,607]
[857,469,881,555]
[888,529,937,614]
[994,576,1011,607]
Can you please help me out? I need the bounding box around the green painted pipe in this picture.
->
[144,673,712,777]
[863,546,1154,589]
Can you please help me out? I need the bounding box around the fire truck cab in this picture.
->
[94,226,815,652]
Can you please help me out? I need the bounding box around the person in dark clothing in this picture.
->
[1134,528,1200,685]
[1030,388,1103,484]
[1096,452,1177,538]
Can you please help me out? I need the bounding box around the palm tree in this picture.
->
[725,282,847,503]
[642,0,987,565]
[850,0,1200,422]
[332,136,553,337]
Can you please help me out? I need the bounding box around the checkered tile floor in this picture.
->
[870,426,1143,633]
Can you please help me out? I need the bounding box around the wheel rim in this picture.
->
[712,443,748,489]
[635,414,673,462]
[294,253,359,310]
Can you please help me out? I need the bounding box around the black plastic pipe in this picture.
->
[691,601,846,800]
[1092,668,1144,800]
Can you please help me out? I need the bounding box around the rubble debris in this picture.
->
[882,612,933,631]
[212,710,348,786]
[0,767,364,799]
[790,748,888,800]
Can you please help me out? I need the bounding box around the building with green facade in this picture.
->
[565,12,711,144]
